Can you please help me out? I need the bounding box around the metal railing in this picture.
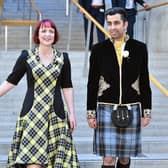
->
[71,0,168,97]
[135,2,168,43]
[136,2,168,97]
[30,0,42,20]
[0,0,42,51]
[66,0,70,16]
[0,0,2,17]
[138,2,168,12]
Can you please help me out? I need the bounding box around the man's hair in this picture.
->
[105,7,127,22]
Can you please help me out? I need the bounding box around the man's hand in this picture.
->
[141,117,151,127]
[87,118,97,128]
[143,3,151,10]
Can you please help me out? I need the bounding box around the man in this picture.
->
[79,0,105,50]
[87,7,152,168]
[112,0,150,38]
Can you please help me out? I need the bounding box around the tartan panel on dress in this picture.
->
[47,109,80,168]
[94,103,142,157]
[7,48,80,168]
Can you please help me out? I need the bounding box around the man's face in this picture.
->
[106,13,128,41]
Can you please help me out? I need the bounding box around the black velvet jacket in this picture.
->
[87,38,152,117]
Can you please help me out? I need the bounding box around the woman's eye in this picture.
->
[41,30,46,33]
[49,29,54,33]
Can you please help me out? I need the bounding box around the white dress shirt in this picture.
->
[92,0,103,6]
[126,0,135,9]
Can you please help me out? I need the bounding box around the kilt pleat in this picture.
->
[93,103,142,157]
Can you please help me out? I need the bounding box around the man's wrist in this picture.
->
[87,110,96,119]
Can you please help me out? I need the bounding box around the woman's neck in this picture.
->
[38,45,53,57]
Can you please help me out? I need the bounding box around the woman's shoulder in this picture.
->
[21,49,29,56]
[62,51,68,59]
[53,48,68,58]
[19,50,29,59]
[54,49,70,66]
[16,50,29,63]
[56,50,69,62]
[62,52,70,65]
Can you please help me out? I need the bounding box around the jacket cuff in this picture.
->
[143,109,151,118]
[87,110,96,119]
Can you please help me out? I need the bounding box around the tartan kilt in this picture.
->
[93,102,142,157]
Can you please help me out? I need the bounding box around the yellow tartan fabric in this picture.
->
[7,48,80,168]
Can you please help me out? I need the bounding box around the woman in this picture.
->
[0,19,80,168]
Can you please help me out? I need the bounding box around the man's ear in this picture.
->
[124,21,128,30]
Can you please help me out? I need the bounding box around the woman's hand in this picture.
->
[69,113,77,133]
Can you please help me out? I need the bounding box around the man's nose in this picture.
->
[110,24,116,29]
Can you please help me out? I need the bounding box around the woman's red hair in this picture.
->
[33,19,59,44]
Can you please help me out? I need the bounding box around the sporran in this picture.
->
[111,105,133,128]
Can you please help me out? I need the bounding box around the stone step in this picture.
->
[1,119,168,139]
[1,153,168,168]
[0,0,85,50]
[1,120,168,130]
[0,37,85,51]
[1,107,167,115]
[1,128,168,139]
[1,136,168,155]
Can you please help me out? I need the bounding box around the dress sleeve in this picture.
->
[60,52,73,88]
[6,50,28,85]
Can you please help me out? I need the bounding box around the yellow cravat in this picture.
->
[114,39,124,66]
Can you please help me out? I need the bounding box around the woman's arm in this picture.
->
[0,81,16,97]
[62,87,77,132]
[0,50,27,97]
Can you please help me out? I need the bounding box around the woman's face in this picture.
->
[38,26,55,46]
